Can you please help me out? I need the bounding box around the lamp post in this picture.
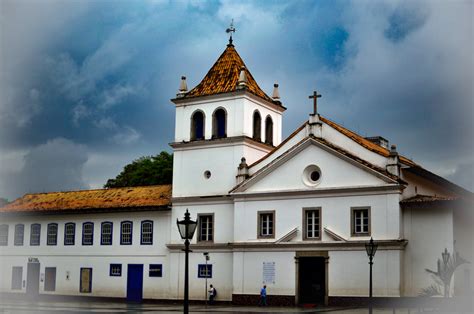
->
[365,237,378,314]
[203,252,210,306]
[177,209,197,314]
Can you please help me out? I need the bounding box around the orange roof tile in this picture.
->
[400,194,459,203]
[0,185,172,213]
[319,116,416,166]
[182,44,278,104]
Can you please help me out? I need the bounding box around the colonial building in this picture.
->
[0,37,472,305]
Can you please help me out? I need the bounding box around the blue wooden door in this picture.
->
[127,264,143,302]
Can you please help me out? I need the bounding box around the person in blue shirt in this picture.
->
[259,285,267,306]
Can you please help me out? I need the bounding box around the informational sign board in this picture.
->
[262,262,275,285]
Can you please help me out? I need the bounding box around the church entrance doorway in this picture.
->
[297,255,327,305]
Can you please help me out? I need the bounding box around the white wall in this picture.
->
[168,251,233,301]
[234,193,401,242]
[245,143,388,193]
[0,211,172,298]
[402,206,454,296]
[172,142,270,198]
[401,170,453,200]
[174,94,282,144]
[329,250,401,296]
[232,251,295,296]
[171,203,234,244]
[453,203,473,296]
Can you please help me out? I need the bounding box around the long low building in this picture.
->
[0,37,472,306]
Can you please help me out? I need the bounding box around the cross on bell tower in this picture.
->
[226,19,236,46]
[308,90,322,115]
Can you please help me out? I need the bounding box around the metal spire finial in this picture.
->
[226,19,236,46]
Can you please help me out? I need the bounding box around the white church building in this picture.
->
[0,38,472,306]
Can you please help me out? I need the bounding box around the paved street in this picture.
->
[0,299,459,314]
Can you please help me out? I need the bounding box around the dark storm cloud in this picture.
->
[0,0,472,199]
[0,138,88,199]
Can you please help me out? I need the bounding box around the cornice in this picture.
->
[169,135,274,151]
[166,239,408,252]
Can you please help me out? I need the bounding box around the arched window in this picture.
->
[82,222,94,245]
[212,108,227,139]
[101,222,113,245]
[253,110,261,141]
[47,223,58,246]
[64,222,75,246]
[265,115,273,145]
[0,224,8,246]
[120,221,133,245]
[140,220,153,245]
[30,224,41,246]
[14,224,24,246]
[191,111,205,141]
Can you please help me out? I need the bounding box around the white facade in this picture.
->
[0,43,472,305]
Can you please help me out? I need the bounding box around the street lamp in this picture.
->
[203,252,210,306]
[365,237,378,314]
[177,209,197,314]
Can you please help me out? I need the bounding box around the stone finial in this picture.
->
[237,66,248,89]
[177,76,188,97]
[236,157,249,184]
[272,83,280,100]
[387,144,400,177]
[389,144,398,156]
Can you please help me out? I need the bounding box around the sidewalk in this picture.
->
[0,298,443,313]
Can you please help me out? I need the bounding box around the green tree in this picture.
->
[104,151,173,188]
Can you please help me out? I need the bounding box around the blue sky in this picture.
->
[0,0,472,199]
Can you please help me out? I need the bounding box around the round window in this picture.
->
[302,165,322,187]
[204,170,211,179]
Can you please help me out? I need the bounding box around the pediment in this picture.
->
[232,137,397,193]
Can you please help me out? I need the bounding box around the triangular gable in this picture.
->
[231,137,400,193]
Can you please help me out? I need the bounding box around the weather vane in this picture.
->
[226,19,236,45]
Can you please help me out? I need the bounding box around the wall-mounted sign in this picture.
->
[28,257,39,263]
[262,262,275,285]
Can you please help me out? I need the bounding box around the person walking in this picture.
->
[208,284,217,305]
[259,285,267,306]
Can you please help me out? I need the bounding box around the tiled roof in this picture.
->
[400,194,458,203]
[319,116,416,166]
[250,116,416,170]
[312,136,403,183]
[182,44,277,104]
[0,185,172,213]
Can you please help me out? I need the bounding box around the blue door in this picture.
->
[127,264,143,302]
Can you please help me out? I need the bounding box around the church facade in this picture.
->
[0,39,472,305]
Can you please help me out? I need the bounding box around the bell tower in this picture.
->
[170,37,286,198]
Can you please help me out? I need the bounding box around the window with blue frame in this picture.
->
[47,223,58,246]
[82,222,94,245]
[120,221,132,245]
[140,220,153,245]
[149,264,162,277]
[101,222,113,245]
[64,223,75,245]
[30,224,41,246]
[198,264,212,278]
[109,264,122,277]
[14,224,24,246]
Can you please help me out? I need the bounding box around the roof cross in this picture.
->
[308,90,322,115]
[226,19,236,46]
